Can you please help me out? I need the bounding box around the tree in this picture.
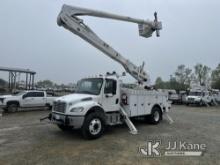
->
[169,75,183,91]
[155,77,164,89]
[155,76,181,91]
[36,80,54,88]
[211,63,220,89]
[0,78,7,87]
[194,63,211,86]
[174,64,192,89]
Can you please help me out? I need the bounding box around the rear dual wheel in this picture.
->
[148,106,162,124]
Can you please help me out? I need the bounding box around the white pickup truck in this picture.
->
[0,90,57,112]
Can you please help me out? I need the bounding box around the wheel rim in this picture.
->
[9,105,17,112]
[154,111,160,122]
[89,118,102,135]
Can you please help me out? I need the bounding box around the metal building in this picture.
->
[0,66,36,92]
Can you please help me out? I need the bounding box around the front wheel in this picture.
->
[81,112,106,140]
[7,103,19,112]
[209,100,214,106]
[149,107,162,125]
[46,104,52,110]
[199,100,203,106]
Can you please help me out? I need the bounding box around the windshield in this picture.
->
[75,78,103,95]
[13,91,27,96]
[189,92,202,96]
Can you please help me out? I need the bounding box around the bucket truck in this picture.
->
[49,4,172,139]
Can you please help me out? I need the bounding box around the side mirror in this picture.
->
[105,93,113,98]
[22,95,26,99]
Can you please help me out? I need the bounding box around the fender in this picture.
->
[6,100,20,107]
[151,104,162,114]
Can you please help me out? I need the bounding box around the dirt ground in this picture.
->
[0,105,220,165]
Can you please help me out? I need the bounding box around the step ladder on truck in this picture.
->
[45,4,173,139]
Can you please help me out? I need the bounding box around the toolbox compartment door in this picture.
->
[129,95,138,117]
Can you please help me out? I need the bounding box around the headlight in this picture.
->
[70,107,84,112]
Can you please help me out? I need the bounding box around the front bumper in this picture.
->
[51,112,84,129]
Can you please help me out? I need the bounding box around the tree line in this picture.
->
[155,63,220,91]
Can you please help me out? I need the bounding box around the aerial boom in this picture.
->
[57,4,162,84]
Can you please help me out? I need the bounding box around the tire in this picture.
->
[46,104,52,110]
[57,124,72,131]
[81,112,106,140]
[7,103,19,112]
[199,100,203,106]
[149,106,162,125]
[209,100,214,106]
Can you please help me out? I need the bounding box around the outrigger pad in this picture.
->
[164,113,174,124]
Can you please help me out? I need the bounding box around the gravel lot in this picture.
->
[0,105,220,165]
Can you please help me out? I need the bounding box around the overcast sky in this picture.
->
[0,0,219,84]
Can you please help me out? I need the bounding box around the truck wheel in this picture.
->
[81,112,106,139]
[149,107,162,125]
[57,124,72,131]
[199,100,203,106]
[7,103,18,112]
[46,104,52,110]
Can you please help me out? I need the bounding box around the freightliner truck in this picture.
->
[47,5,172,139]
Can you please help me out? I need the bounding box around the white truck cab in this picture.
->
[211,89,220,103]
[186,90,213,106]
[51,75,171,139]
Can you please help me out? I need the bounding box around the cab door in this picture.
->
[22,92,36,107]
[102,79,120,112]
[34,92,46,106]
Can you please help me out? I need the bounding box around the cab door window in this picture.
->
[35,92,44,97]
[104,79,117,95]
[25,92,35,98]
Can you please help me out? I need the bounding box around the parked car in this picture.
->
[0,90,57,112]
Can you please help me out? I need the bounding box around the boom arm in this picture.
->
[57,4,162,84]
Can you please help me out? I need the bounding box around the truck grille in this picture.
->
[53,101,66,113]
